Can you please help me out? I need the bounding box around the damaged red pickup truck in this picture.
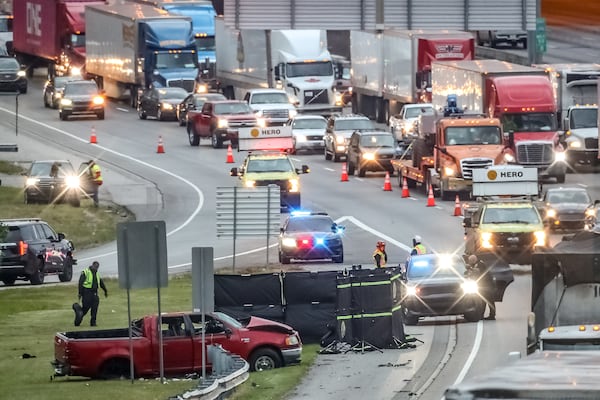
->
[52,312,302,379]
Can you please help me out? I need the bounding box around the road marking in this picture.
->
[116,107,130,113]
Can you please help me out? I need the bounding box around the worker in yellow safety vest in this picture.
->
[410,235,427,256]
[373,241,388,268]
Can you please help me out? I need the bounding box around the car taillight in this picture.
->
[18,241,28,256]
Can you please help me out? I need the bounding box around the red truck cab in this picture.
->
[52,311,302,378]
[187,100,262,149]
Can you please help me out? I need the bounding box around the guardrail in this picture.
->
[0,144,18,152]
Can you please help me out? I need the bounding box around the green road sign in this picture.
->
[536,17,547,53]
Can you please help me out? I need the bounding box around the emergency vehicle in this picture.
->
[462,166,548,265]
[230,126,309,211]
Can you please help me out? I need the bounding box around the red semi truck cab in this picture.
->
[12,0,105,77]
[486,75,567,183]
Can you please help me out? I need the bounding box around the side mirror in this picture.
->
[301,165,310,174]
[230,167,239,176]
[463,217,472,228]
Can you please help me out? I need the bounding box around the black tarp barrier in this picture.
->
[214,273,283,306]
[216,304,285,322]
[285,303,336,343]
[283,271,339,304]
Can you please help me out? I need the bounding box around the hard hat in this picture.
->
[467,255,478,265]
[413,235,422,244]
[377,241,385,247]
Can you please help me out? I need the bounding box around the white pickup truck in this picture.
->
[243,88,297,126]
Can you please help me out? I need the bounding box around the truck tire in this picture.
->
[59,258,73,282]
[99,358,132,379]
[279,252,291,265]
[332,253,344,263]
[29,258,45,285]
[347,160,355,175]
[249,347,282,371]
[211,130,223,149]
[402,307,419,326]
[2,276,16,285]
[188,124,200,146]
[138,106,147,120]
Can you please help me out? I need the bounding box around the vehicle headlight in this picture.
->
[444,166,456,177]
[282,237,297,248]
[196,84,208,94]
[363,152,375,161]
[546,209,557,218]
[244,180,256,188]
[60,98,72,106]
[554,151,566,162]
[92,96,104,105]
[568,140,582,149]
[534,231,546,246]
[335,135,345,145]
[17,71,26,77]
[55,92,63,99]
[161,103,173,110]
[289,109,298,118]
[65,176,80,189]
[289,179,299,192]
[255,110,264,117]
[26,177,40,186]
[481,232,493,248]
[504,153,515,163]
[585,208,597,218]
[461,280,479,294]
[70,67,81,76]
[285,334,300,346]
[405,285,419,297]
[217,118,229,128]
[334,92,343,105]
[295,135,307,143]
[257,118,266,128]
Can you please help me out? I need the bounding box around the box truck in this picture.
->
[215,16,343,115]
[11,0,105,77]
[432,60,568,183]
[350,29,475,123]
[85,3,199,106]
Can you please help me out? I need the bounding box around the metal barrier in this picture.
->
[0,144,18,152]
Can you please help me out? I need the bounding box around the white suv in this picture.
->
[243,88,297,126]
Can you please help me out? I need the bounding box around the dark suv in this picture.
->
[0,219,76,285]
[324,113,375,162]
[346,130,398,176]
[24,160,82,207]
[59,80,105,120]
[0,56,27,93]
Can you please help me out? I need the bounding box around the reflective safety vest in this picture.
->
[373,249,387,267]
[413,244,426,255]
[82,268,101,289]
[90,163,103,185]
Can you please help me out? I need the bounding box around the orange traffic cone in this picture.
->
[226,144,234,163]
[156,136,165,154]
[383,171,392,191]
[401,176,410,198]
[426,184,436,207]
[453,195,462,216]
[340,163,349,182]
[89,126,97,144]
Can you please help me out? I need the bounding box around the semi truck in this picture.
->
[350,29,475,123]
[532,63,600,168]
[432,60,568,183]
[85,3,199,107]
[527,230,600,354]
[390,102,508,200]
[11,0,106,77]
[215,16,343,115]
[124,0,217,89]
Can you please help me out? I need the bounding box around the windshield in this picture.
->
[54,77,74,89]
[407,256,466,279]
[0,17,12,32]
[570,108,598,129]
[542,340,600,351]
[286,217,335,232]
[214,102,252,114]
[360,134,395,147]
[501,112,557,132]
[445,126,502,145]
[193,94,225,107]
[482,206,541,224]
[195,36,216,52]
[30,161,75,177]
[286,61,333,78]
[246,157,293,173]
[546,190,591,204]
[213,312,243,329]
[0,57,18,69]
[292,118,326,130]
[157,88,188,100]
[155,52,197,69]
[70,33,85,48]
[251,92,289,104]
[405,106,434,119]
[64,83,98,95]
[335,119,375,131]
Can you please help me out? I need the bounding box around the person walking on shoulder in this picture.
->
[75,261,107,327]
[373,241,388,268]
[87,160,103,207]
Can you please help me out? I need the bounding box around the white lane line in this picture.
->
[454,320,484,384]
[116,107,130,113]
[0,106,204,262]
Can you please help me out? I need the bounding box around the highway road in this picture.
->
[0,28,598,400]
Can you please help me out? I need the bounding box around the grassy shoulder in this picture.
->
[0,274,318,400]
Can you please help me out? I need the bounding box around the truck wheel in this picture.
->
[332,253,344,263]
[2,276,16,285]
[188,125,200,146]
[402,307,419,326]
[279,252,291,265]
[99,358,131,379]
[59,258,73,282]
[357,161,366,177]
[211,131,223,149]
[347,161,355,175]
[464,309,483,323]
[138,106,147,120]
[333,152,341,162]
[29,258,45,285]
[249,348,282,371]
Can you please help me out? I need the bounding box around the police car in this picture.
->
[278,211,345,264]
